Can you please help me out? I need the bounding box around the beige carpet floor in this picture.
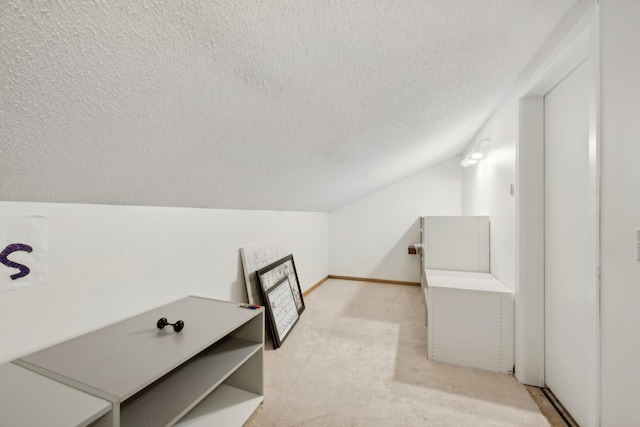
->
[245,279,551,427]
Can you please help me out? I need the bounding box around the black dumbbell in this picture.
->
[156,317,185,332]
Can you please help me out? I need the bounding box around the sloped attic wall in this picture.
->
[0,0,580,212]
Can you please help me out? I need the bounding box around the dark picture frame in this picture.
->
[261,276,300,348]
[255,254,305,315]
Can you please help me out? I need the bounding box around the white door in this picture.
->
[544,59,592,427]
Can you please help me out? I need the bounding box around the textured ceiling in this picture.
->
[1,0,579,212]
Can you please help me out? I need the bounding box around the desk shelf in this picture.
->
[176,384,263,426]
[121,338,262,426]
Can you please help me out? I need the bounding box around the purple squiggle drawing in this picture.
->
[1,243,33,280]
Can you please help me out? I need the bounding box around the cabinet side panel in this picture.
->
[429,288,502,371]
[478,216,491,272]
[500,293,515,373]
[231,312,264,344]
[87,405,117,427]
[424,216,490,272]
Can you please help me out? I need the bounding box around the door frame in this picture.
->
[515,1,600,426]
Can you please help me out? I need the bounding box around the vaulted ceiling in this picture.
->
[1,0,579,212]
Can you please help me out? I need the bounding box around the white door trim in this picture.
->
[515,1,600,426]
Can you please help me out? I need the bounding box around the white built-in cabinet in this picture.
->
[420,216,514,373]
[1,296,264,426]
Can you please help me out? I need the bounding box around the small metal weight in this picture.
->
[156,317,185,332]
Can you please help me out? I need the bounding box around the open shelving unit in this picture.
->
[12,296,264,427]
[121,337,262,426]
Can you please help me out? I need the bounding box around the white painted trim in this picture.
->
[586,8,601,427]
[515,96,545,387]
[514,0,595,98]
[515,1,600,426]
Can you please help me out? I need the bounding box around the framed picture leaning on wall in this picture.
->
[261,276,300,347]
[256,254,305,315]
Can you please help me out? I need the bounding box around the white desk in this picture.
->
[0,363,111,427]
[10,296,264,427]
[425,269,514,373]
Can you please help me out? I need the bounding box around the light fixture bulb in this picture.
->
[471,151,483,159]
[467,158,478,165]
[461,159,469,167]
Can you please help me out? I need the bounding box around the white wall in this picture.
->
[461,1,640,423]
[599,0,640,424]
[0,202,328,364]
[461,101,517,290]
[329,157,461,283]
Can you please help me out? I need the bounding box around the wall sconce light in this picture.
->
[461,138,489,167]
